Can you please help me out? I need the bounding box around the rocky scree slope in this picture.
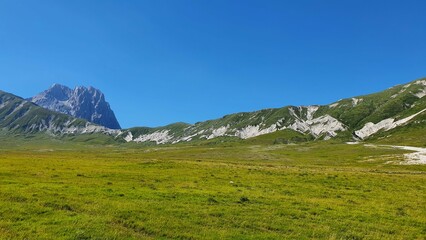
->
[29,84,121,129]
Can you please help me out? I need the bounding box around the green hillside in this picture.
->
[123,78,426,144]
[0,78,425,145]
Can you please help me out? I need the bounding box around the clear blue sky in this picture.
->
[1,0,425,128]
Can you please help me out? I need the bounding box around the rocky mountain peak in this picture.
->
[29,84,121,129]
[43,84,72,101]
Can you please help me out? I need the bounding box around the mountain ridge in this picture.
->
[1,78,425,145]
[121,78,426,144]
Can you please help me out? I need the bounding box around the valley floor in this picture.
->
[0,141,425,239]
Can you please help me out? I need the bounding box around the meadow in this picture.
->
[0,137,425,239]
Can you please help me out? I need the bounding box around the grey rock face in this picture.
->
[29,84,121,129]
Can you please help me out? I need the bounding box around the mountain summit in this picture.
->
[29,84,121,129]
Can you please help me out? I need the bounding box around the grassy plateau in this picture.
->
[0,135,425,239]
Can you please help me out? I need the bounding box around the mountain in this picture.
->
[1,78,425,145]
[0,90,118,135]
[29,84,121,129]
[122,78,426,144]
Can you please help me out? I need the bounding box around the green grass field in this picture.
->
[0,138,425,239]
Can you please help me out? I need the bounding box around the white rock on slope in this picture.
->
[287,106,346,138]
[415,80,426,86]
[352,98,363,106]
[235,124,278,139]
[355,108,426,139]
[133,130,172,144]
[207,126,229,139]
[288,115,346,138]
[124,132,133,142]
[329,102,339,108]
[306,106,319,120]
[414,90,426,98]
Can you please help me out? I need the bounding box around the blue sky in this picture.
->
[0,0,425,128]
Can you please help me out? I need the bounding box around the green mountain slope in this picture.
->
[1,78,425,145]
[123,78,426,144]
